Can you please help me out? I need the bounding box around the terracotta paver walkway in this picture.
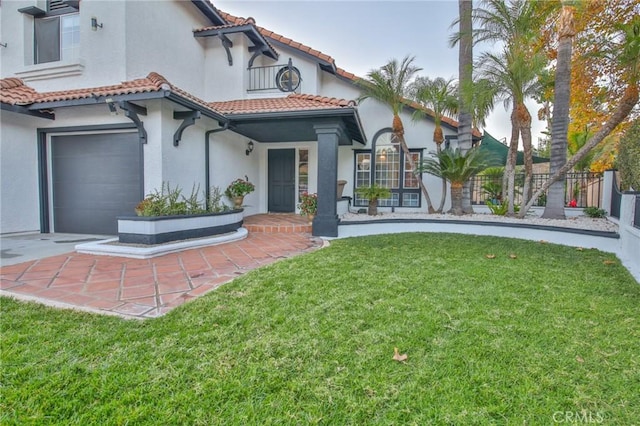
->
[0,232,322,319]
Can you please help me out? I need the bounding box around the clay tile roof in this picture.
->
[26,73,167,104]
[216,8,335,66]
[193,22,254,33]
[0,73,220,117]
[0,78,39,105]
[209,93,355,115]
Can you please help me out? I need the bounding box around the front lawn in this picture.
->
[1,233,638,424]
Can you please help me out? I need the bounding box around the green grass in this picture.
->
[1,233,639,425]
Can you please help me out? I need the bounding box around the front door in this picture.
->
[268,149,296,212]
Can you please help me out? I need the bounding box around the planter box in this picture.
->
[118,210,244,245]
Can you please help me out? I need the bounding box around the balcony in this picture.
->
[248,60,301,93]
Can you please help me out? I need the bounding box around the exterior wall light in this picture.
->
[91,17,103,31]
[246,141,254,156]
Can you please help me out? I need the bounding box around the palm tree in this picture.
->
[477,47,546,213]
[472,0,548,215]
[458,0,474,213]
[521,16,640,216]
[357,56,436,213]
[355,184,392,216]
[411,76,459,212]
[542,2,576,219]
[419,148,488,215]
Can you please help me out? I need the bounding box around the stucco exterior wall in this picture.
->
[0,113,45,234]
[207,130,261,216]
[125,0,209,95]
[204,33,249,101]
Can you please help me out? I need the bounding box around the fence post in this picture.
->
[602,170,615,216]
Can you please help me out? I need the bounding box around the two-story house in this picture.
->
[1,0,466,238]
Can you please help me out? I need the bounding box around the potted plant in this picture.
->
[356,184,391,216]
[225,178,255,208]
[298,192,318,222]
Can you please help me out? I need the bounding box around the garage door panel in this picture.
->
[52,133,141,235]
[54,158,139,184]
[53,207,128,235]
[53,184,141,209]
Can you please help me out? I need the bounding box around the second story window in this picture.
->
[35,13,80,64]
[19,0,80,65]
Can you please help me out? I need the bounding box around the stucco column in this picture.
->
[313,123,344,237]
[602,170,615,216]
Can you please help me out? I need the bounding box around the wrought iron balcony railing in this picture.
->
[248,59,301,93]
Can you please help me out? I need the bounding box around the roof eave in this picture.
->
[1,102,54,120]
[194,24,278,61]
[25,90,228,124]
[190,0,227,26]
[27,91,169,109]
[266,39,336,73]
[226,108,365,144]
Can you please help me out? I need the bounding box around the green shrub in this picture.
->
[135,182,230,216]
[583,206,608,218]
[486,199,519,216]
[618,120,640,190]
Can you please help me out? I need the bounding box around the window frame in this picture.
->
[353,128,423,209]
[33,8,80,65]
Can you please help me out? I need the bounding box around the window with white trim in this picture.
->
[35,13,80,64]
[298,149,309,201]
[354,128,422,208]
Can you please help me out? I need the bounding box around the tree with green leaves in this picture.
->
[471,0,548,215]
[357,56,436,213]
[419,148,488,215]
[411,76,459,212]
[520,16,640,216]
[618,120,640,191]
[477,45,546,212]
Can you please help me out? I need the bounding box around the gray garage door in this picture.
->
[52,133,142,235]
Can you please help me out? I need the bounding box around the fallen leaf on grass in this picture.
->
[576,355,584,363]
[485,254,496,259]
[603,260,616,265]
[393,347,408,362]
[509,254,517,259]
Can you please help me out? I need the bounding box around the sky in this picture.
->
[215,0,547,146]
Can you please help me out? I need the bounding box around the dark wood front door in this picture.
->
[268,149,296,212]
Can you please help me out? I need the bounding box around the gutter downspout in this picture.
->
[205,122,230,206]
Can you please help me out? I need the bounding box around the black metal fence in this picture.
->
[247,60,300,93]
[471,172,603,208]
[634,195,640,229]
[610,174,622,219]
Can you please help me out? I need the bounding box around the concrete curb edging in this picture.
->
[75,228,248,259]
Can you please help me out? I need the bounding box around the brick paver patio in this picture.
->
[0,217,322,319]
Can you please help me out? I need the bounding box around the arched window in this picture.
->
[354,128,422,208]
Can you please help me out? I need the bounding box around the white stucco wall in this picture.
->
[207,129,261,215]
[204,33,248,101]
[124,0,209,95]
[0,112,47,234]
